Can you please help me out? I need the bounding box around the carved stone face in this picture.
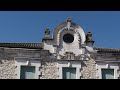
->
[63,33,74,43]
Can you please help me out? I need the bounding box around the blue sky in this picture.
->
[0,11,120,48]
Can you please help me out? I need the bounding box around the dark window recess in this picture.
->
[20,66,35,79]
[63,34,74,43]
[62,67,76,79]
[101,69,114,79]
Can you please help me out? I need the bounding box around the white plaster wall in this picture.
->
[58,29,83,56]
[44,43,55,54]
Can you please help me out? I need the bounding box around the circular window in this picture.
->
[63,34,74,43]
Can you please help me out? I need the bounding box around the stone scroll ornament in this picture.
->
[59,52,91,60]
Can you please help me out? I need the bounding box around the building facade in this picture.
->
[0,18,120,79]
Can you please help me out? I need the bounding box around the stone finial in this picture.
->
[66,17,72,22]
[85,32,94,46]
[42,28,52,42]
[44,28,50,39]
[86,32,92,41]
[66,17,72,30]
[45,28,50,35]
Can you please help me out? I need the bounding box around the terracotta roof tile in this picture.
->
[94,47,120,53]
[0,43,43,49]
